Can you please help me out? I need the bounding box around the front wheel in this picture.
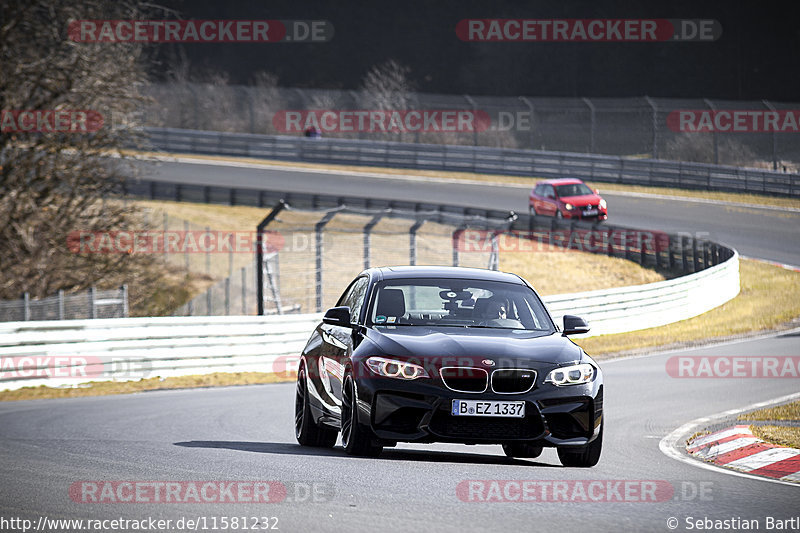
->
[341,375,383,457]
[295,364,338,448]
[557,424,602,467]
[502,442,543,459]
[555,210,563,219]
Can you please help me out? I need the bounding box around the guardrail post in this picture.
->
[228,233,234,277]
[241,267,247,315]
[463,95,479,146]
[315,211,338,312]
[763,100,779,170]
[58,290,65,320]
[256,201,287,316]
[582,97,596,153]
[121,285,129,318]
[88,286,96,319]
[681,236,689,272]
[184,221,190,271]
[163,212,169,263]
[519,96,535,149]
[205,226,211,274]
[409,219,424,266]
[639,232,647,266]
[22,292,30,321]
[452,224,467,266]
[363,213,383,269]
[206,287,212,315]
[693,239,701,272]
[703,99,719,165]
[225,278,231,316]
[644,96,658,159]
[666,236,675,270]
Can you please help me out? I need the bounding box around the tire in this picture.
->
[295,364,338,448]
[529,205,537,216]
[502,442,543,459]
[341,375,383,457]
[557,424,603,467]
[555,210,563,219]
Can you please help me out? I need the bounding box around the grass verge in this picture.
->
[750,426,800,449]
[739,401,800,421]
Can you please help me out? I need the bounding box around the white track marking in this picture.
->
[725,448,800,472]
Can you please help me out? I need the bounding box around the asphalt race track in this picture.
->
[135,158,800,266]
[1,157,798,532]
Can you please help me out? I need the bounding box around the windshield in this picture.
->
[555,183,594,197]
[367,278,554,331]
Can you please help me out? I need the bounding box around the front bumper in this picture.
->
[357,375,603,447]
[563,209,608,221]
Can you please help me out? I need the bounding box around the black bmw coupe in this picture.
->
[294,266,603,467]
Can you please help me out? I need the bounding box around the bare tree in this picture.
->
[0,0,160,300]
[359,59,417,141]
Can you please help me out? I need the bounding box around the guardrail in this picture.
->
[0,315,320,391]
[145,127,800,197]
[0,249,739,392]
[544,250,739,335]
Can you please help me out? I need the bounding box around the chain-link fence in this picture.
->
[165,203,503,317]
[124,82,800,170]
[0,287,128,322]
[255,205,503,315]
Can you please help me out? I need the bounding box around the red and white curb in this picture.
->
[687,425,800,483]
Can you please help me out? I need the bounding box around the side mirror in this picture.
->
[562,315,590,336]
[323,306,352,328]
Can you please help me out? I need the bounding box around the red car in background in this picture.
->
[529,178,608,221]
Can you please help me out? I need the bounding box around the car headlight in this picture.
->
[564,203,574,210]
[545,363,595,386]
[599,199,607,209]
[366,357,429,380]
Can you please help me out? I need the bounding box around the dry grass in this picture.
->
[501,247,665,296]
[751,425,800,449]
[576,260,800,357]
[135,151,800,210]
[0,372,290,402]
[739,401,800,421]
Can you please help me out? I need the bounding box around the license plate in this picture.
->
[451,399,525,418]
[583,209,598,216]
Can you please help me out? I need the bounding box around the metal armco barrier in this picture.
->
[144,127,800,197]
[0,250,739,392]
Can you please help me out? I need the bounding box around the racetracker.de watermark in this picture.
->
[456,480,714,502]
[452,229,670,254]
[0,356,150,380]
[666,356,800,378]
[456,19,721,42]
[273,110,492,134]
[69,481,334,503]
[667,110,800,133]
[1,110,103,133]
[67,231,286,254]
[68,19,333,43]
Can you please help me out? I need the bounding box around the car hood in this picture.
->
[364,326,583,366]
[559,194,602,206]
